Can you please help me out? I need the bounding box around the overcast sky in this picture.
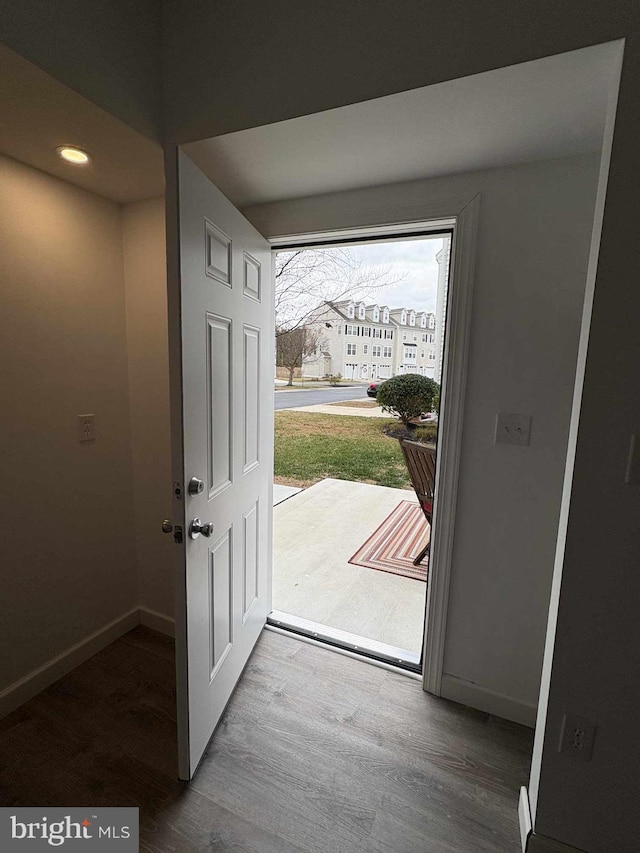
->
[339,235,445,314]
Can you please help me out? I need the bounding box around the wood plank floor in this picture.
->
[0,627,533,852]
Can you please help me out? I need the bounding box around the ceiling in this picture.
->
[185,41,617,209]
[0,43,164,204]
[0,40,616,209]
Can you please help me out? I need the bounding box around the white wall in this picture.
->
[0,154,138,690]
[122,197,174,619]
[245,153,601,720]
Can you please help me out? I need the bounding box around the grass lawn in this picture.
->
[274,411,411,489]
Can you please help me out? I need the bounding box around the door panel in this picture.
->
[166,147,273,780]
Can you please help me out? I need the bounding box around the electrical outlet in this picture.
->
[495,412,532,446]
[558,713,596,761]
[77,414,96,443]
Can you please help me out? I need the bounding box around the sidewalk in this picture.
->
[285,401,389,418]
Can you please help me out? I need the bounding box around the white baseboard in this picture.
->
[0,605,176,720]
[440,674,537,727]
[0,608,140,719]
[519,786,533,851]
[139,606,175,637]
[519,787,586,853]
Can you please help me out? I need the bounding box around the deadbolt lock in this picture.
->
[188,476,205,496]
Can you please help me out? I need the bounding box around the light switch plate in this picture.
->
[78,414,96,442]
[495,412,531,446]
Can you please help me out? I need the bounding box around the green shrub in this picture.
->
[376,373,439,425]
[328,374,342,386]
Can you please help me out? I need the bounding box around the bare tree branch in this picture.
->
[274,246,405,334]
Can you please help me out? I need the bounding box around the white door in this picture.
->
[165,148,273,780]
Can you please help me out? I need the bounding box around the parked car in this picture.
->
[367,381,381,398]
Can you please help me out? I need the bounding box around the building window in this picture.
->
[385,329,393,340]
[421,333,427,342]
[429,352,435,360]
[403,347,416,361]
[347,343,357,355]
[401,310,407,325]
[402,333,407,341]
[346,324,357,335]
[374,328,382,338]
[373,307,379,322]
[382,308,389,323]
[413,334,417,341]
[337,325,342,334]
[421,351,425,358]
[383,346,392,357]
[428,315,435,329]
[363,345,368,354]
[358,303,365,320]
[372,345,381,356]
[409,311,416,326]
[420,314,427,328]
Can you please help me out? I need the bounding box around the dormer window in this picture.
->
[409,311,416,326]
[347,302,355,319]
[420,313,427,328]
[373,306,379,322]
[401,310,407,325]
[358,303,366,320]
[428,314,435,329]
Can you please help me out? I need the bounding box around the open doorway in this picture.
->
[268,227,454,672]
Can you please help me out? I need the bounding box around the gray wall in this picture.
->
[246,153,600,722]
[160,1,633,143]
[0,154,138,689]
[0,0,161,140]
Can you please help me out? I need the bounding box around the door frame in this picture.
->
[269,193,480,696]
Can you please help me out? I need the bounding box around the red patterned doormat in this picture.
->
[348,500,429,582]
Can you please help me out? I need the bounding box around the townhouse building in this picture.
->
[303,299,438,381]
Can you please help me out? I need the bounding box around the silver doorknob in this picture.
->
[161,519,173,533]
[189,517,214,540]
[188,476,205,495]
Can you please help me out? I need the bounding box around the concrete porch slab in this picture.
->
[273,483,303,506]
[273,477,426,654]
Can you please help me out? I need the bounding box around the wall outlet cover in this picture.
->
[77,413,96,442]
[495,412,532,446]
[558,713,596,761]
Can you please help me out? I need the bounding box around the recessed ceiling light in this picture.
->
[57,146,90,165]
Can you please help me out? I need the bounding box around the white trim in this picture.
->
[519,787,533,852]
[268,207,457,248]
[139,606,175,637]
[0,608,140,719]
[440,673,537,727]
[423,194,479,696]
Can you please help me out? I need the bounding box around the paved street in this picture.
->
[274,385,369,410]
